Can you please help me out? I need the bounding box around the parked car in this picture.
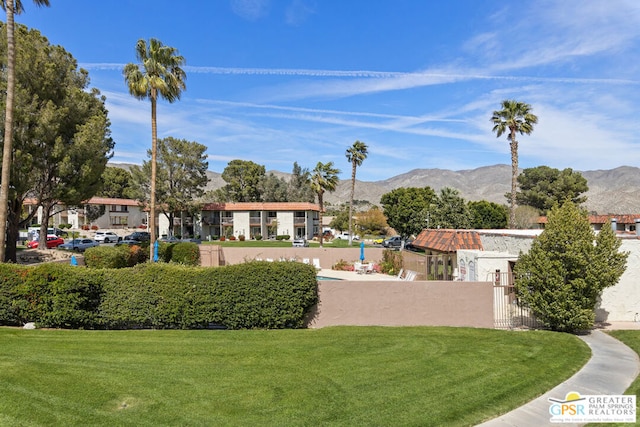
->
[382,235,403,249]
[59,238,100,252]
[373,236,385,245]
[26,235,65,249]
[159,235,180,243]
[94,231,121,243]
[335,232,359,240]
[124,231,151,242]
[115,239,145,247]
[292,237,309,247]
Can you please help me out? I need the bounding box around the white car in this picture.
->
[94,231,121,243]
[335,232,359,240]
[292,237,309,247]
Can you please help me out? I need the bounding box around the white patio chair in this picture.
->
[312,258,322,270]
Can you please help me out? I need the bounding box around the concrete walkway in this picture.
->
[478,329,639,427]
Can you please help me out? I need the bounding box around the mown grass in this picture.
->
[588,330,640,427]
[0,327,589,427]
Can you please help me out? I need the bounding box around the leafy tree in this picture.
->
[516,166,588,213]
[0,24,112,260]
[357,207,388,235]
[468,200,508,229]
[260,172,289,202]
[130,137,208,237]
[98,167,136,199]
[430,187,471,229]
[491,100,538,228]
[310,161,340,248]
[345,140,368,244]
[381,187,436,239]
[217,159,266,202]
[514,201,628,332]
[329,207,349,232]
[287,162,315,202]
[0,0,49,261]
[85,205,106,223]
[124,38,186,258]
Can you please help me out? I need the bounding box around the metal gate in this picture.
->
[493,284,544,329]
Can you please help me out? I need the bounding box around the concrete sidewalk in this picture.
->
[477,330,640,427]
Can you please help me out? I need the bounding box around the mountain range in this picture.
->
[113,163,640,215]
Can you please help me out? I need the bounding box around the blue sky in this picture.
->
[16,0,640,181]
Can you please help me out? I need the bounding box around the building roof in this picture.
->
[538,214,640,225]
[202,202,320,212]
[412,229,484,252]
[24,197,143,207]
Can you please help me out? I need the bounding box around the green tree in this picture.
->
[514,201,628,332]
[0,0,49,261]
[468,200,508,229]
[430,187,471,229]
[131,137,208,237]
[260,172,289,202]
[345,140,368,244]
[217,159,266,202]
[0,24,112,260]
[329,207,349,232]
[287,162,315,202]
[381,187,436,239]
[310,161,340,248]
[124,38,186,258]
[516,166,588,214]
[98,167,136,199]
[491,100,538,228]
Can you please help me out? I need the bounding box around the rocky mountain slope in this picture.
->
[113,163,640,214]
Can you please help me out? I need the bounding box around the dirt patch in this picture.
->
[17,249,80,265]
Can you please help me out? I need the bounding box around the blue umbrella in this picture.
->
[153,240,159,262]
[360,241,365,262]
[70,255,78,266]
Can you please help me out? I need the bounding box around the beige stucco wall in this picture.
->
[199,246,386,269]
[598,239,640,322]
[306,280,494,328]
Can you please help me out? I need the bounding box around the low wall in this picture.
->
[199,246,386,269]
[306,280,494,328]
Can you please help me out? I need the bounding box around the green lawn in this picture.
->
[0,327,589,426]
[589,330,640,427]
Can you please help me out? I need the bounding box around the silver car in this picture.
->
[59,238,100,252]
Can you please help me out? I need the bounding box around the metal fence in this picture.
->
[493,284,544,329]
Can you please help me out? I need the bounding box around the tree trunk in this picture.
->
[6,197,21,262]
[509,134,518,229]
[318,191,324,248]
[348,161,355,246]
[38,202,54,249]
[149,90,158,260]
[0,2,16,262]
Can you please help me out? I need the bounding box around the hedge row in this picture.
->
[84,242,200,269]
[0,261,318,330]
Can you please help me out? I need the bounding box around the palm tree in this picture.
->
[491,100,538,228]
[345,140,368,245]
[310,161,340,248]
[0,0,49,262]
[124,38,186,259]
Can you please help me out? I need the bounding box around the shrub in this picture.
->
[91,225,98,230]
[81,224,90,230]
[515,201,629,333]
[254,234,262,240]
[85,245,150,268]
[220,236,226,241]
[229,236,236,241]
[171,242,200,266]
[275,235,291,241]
[238,235,246,241]
[379,249,403,275]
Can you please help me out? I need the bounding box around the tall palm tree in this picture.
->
[491,100,538,228]
[310,161,340,248]
[124,39,186,259]
[345,140,368,245]
[0,0,49,262]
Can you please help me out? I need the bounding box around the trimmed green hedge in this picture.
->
[0,261,318,330]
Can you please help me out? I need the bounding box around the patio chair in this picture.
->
[312,258,322,270]
[354,262,364,274]
[364,262,375,274]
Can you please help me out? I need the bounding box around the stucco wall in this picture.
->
[598,239,640,322]
[199,246,386,269]
[306,280,494,328]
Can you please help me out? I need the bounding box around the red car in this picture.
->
[27,235,65,249]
